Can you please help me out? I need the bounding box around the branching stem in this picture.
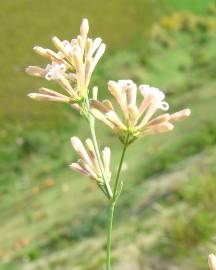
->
[84,95,129,270]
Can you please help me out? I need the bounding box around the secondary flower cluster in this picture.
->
[70,137,111,183]
[90,80,191,143]
[27,18,106,109]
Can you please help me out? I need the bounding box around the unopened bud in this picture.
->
[169,109,191,123]
[28,93,69,102]
[25,66,45,77]
[80,18,89,37]
[33,46,48,57]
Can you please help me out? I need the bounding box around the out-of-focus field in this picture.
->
[0,0,216,269]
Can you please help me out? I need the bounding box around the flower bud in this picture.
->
[70,163,89,177]
[52,36,70,58]
[169,109,191,123]
[147,113,170,126]
[80,18,89,37]
[92,43,106,71]
[85,138,100,174]
[33,46,48,57]
[28,93,69,102]
[25,66,45,77]
[71,137,94,169]
[141,122,174,136]
[108,81,128,118]
[89,37,102,56]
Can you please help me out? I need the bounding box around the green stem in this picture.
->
[88,115,113,199]
[106,202,115,270]
[106,134,130,270]
[84,97,113,199]
[113,134,129,200]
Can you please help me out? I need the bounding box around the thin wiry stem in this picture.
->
[106,134,130,270]
[113,133,129,200]
[106,201,115,270]
[84,97,113,199]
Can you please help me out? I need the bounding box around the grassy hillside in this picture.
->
[1,1,216,270]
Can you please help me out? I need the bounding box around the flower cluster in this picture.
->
[70,137,111,184]
[90,80,191,144]
[26,18,191,191]
[27,18,106,109]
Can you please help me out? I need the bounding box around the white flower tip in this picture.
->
[108,80,117,89]
[70,136,80,145]
[118,79,135,89]
[52,36,58,42]
[95,37,102,43]
[92,86,98,100]
[28,93,36,99]
[139,84,150,95]
[209,254,216,270]
[169,108,191,122]
[103,147,111,158]
[140,84,165,101]
[184,108,191,116]
[33,46,43,52]
[25,66,45,77]
[25,66,31,73]
[85,138,92,145]
[80,18,89,36]
[156,122,174,133]
[33,46,39,50]
[69,162,79,169]
[99,43,106,53]
[71,137,85,153]
[52,36,61,46]
[33,46,48,57]
[165,122,174,131]
[69,163,75,167]
[26,66,35,75]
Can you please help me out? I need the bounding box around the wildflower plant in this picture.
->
[27,19,191,269]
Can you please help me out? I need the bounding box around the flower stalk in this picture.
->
[106,201,115,270]
[106,133,130,270]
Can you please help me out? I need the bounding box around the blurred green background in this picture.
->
[1,0,216,269]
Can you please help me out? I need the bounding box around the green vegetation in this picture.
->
[1,1,216,269]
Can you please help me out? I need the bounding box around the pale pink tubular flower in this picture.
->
[70,137,111,183]
[51,18,105,95]
[26,18,105,109]
[90,80,191,144]
[209,254,216,270]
